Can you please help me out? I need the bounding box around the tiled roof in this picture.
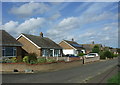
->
[64,40,83,50]
[22,33,62,49]
[0,30,22,46]
[81,44,102,51]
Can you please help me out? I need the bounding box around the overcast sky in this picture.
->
[1,2,118,48]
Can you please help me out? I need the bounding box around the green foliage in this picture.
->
[99,51,106,59]
[100,50,117,59]
[2,57,17,63]
[37,58,46,63]
[27,53,37,62]
[10,57,17,63]
[113,54,118,57]
[46,58,56,63]
[104,51,113,58]
[29,60,37,64]
[23,56,29,63]
[107,72,120,84]
[77,53,85,56]
[92,45,100,53]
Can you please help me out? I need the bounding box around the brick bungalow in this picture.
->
[17,32,62,57]
[81,41,103,54]
[59,39,85,56]
[0,30,22,60]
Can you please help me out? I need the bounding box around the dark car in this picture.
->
[65,54,79,57]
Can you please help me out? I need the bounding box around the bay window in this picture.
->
[2,47,16,57]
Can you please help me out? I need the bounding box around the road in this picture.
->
[2,59,118,83]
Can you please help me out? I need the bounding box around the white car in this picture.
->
[84,53,99,58]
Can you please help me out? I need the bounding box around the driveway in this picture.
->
[2,59,118,83]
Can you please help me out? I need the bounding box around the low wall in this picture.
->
[84,56,100,63]
[0,60,83,72]
[0,56,100,72]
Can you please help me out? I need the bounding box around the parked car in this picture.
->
[84,53,99,58]
[65,54,79,57]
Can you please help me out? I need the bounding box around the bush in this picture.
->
[23,56,29,63]
[2,57,17,63]
[10,57,17,63]
[37,58,46,63]
[100,51,115,59]
[77,53,85,56]
[27,53,37,62]
[113,54,118,57]
[104,51,113,58]
[29,60,37,64]
[99,51,106,59]
[47,58,56,63]
[92,45,100,53]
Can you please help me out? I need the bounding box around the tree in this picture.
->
[103,50,113,58]
[92,45,100,53]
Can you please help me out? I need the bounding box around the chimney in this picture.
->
[40,32,43,37]
[92,41,94,44]
[72,38,74,41]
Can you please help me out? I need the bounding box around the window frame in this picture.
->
[2,47,17,57]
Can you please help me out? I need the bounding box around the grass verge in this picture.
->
[107,72,120,84]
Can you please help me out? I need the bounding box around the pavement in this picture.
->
[1,58,118,83]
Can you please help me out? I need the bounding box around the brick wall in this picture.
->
[59,41,73,49]
[0,61,83,72]
[18,36,41,56]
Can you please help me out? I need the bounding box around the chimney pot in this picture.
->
[72,38,74,41]
[40,32,43,37]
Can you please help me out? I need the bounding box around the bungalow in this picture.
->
[17,32,62,57]
[0,30,22,60]
[59,39,85,56]
[103,47,118,54]
[81,41,103,54]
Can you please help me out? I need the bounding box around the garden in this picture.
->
[1,53,65,64]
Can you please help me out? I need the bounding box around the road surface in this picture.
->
[2,59,118,83]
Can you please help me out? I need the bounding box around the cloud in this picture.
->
[3,2,118,47]
[103,27,111,31]
[49,12,61,20]
[2,17,46,37]
[10,2,50,16]
[47,16,80,40]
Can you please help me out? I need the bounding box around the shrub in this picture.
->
[77,53,85,56]
[37,58,46,63]
[47,58,56,63]
[2,57,17,63]
[113,54,118,57]
[99,51,106,59]
[23,56,29,63]
[10,57,17,63]
[104,51,113,58]
[27,53,37,63]
[100,51,115,59]
[29,60,37,64]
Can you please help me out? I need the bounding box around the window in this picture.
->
[2,47,17,57]
[42,49,48,57]
[54,49,60,57]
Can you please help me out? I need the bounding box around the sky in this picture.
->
[1,2,119,48]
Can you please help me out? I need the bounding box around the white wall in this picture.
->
[81,49,86,54]
[63,49,76,55]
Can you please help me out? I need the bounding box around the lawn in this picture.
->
[107,72,120,84]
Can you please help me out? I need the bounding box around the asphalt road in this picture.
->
[2,59,118,83]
